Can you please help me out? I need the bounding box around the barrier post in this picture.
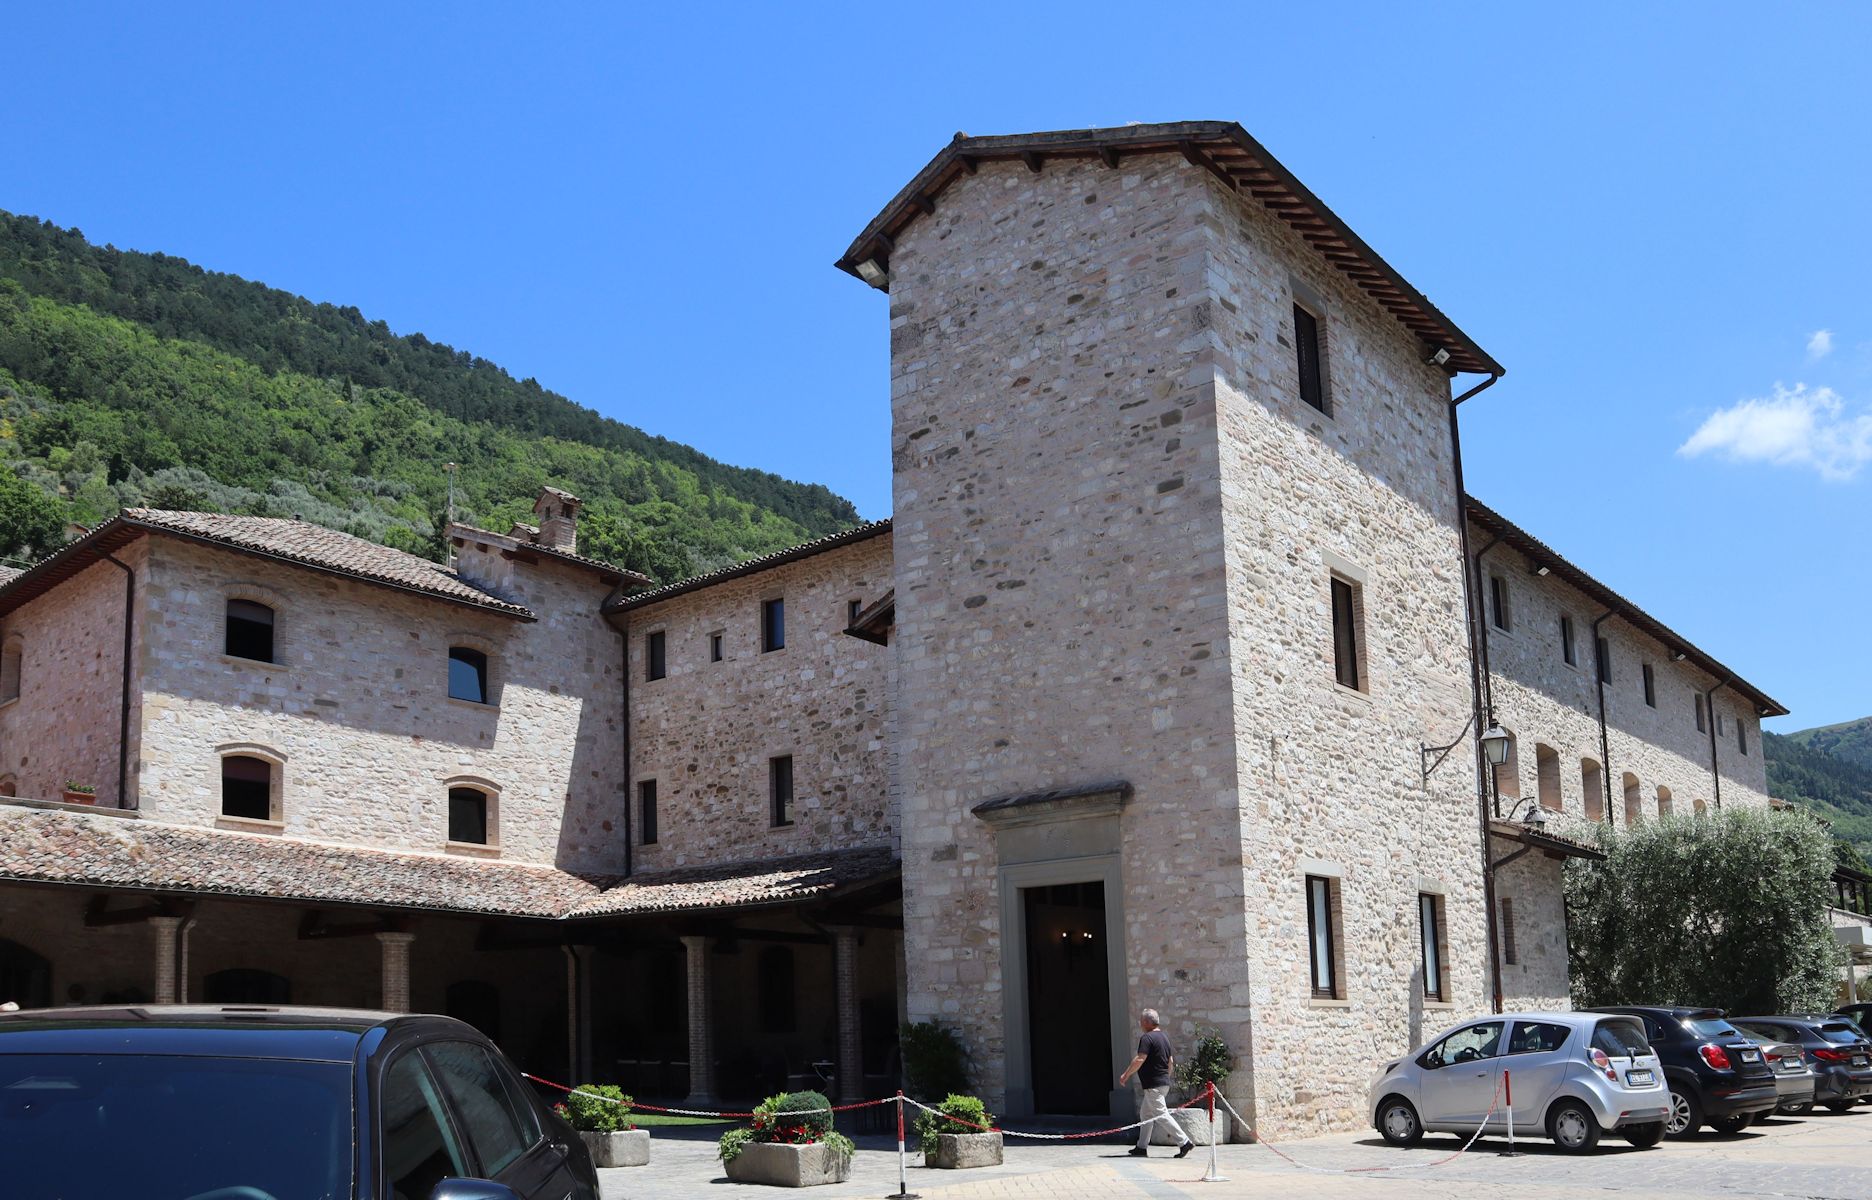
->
[1500,1069,1518,1157]
[893,1090,919,1198]
[1201,1081,1228,1183]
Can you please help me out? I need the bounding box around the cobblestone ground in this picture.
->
[601,1107,1872,1199]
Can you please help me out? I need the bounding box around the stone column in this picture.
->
[376,930,415,1014]
[680,935,716,1106]
[832,927,863,1104]
[149,916,184,1004]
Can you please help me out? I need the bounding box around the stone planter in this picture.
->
[578,1128,649,1168]
[925,1130,1002,1169]
[722,1140,851,1187]
[61,791,97,805]
[1149,1106,1230,1146]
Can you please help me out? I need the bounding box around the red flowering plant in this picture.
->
[718,1091,853,1164]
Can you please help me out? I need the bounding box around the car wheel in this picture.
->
[1665,1089,1702,1138]
[1824,1100,1856,1114]
[1547,1100,1601,1154]
[1782,1101,1813,1116]
[1620,1121,1665,1149]
[1377,1096,1423,1147]
[1708,1114,1751,1135]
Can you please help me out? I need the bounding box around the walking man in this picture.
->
[1118,1008,1194,1158]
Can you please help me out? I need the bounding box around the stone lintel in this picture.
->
[971,781,1131,830]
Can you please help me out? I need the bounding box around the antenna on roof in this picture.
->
[444,462,459,570]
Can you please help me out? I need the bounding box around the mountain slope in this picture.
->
[0,212,860,580]
[1765,727,1872,857]
[1785,716,1872,774]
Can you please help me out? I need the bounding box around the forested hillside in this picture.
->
[1765,728,1872,859]
[0,211,859,581]
[1785,716,1872,774]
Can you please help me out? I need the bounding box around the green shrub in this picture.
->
[915,1093,995,1156]
[555,1083,633,1133]
[717,1090,854,1165]
[1173,1029,1234,1097]
[899,1021,969,1101]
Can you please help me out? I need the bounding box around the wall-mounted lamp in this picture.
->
[1670,650,1687,662]
[1531,564,1551,576]
[1426,347,1451,367]
[1421,715,1512,786]
[854,258,890,289]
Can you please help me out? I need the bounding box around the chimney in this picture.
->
[533,486,582,553]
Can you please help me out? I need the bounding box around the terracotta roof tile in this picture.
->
[568,845,899,918]
[607,520,892,613]
[0,565,20,586]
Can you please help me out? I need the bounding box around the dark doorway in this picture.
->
[0,938,52,1010]
[1023,881,1112,1115]
[446,980,502,1044]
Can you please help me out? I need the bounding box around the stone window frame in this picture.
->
[768,754,795,828]
[445,632,500,709]
[215,742,286,831]
[638,777,659,846]
[1488,572,1513,635]
[761,594,786,654]
[1300,860,1347,1005]
[443,773,503,856]
[708,630,725,664]
[1322,551,1370,699]
[220,583,290,671]
[0,631,22,706]
[1559,613,1578,669]
[1416,887,1451,1004]
[1641,662,1657,708]
[1288,277,1334,419]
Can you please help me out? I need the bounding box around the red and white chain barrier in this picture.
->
[1210,1072,1506,1175]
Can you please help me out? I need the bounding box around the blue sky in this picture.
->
[5,3,1867,731]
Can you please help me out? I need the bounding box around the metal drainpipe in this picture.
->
[1591,610,1616,827]
[98,550,136,810]
[1447,372,1505,1013]
[1471,533,1506,818]
[615,614,634,878]
[1702,675,1731,808]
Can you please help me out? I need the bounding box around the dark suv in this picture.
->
[0,1004,599,1200]
[1734,1014,1872,1113]
[1586,1006,1777,1137]
[1837,1003,1872,1040]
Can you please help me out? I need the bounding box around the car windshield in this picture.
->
[0,1052,352,1200]
[1684,1017,1742,1039]
[1592,1019,1651,1058]
[1817,1024,1866,1045]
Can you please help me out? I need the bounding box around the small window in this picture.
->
[1695,693,1707,732]
[1738,718,1748,756]
[225,599,275,663]
[1535,744,1562,812]
[1418,892,1445,1001]
[1716,712,1726,736]
[1581,758,1605,822]
[1642,663,1656,708]
[1560,615,1576,666]
[0,777,17,797]
[449,786,490,845]
[1500,896,1518,965]
[448,647,489,704]
[1488,574,1511,632]
[638,779,658,846]
[762,597,785,653]
[1657,785,1673,818]
[847,598,863,625]
[709,631,724,663]
[1595,636,1612,684]
[645,631,666,681]
[1330,575,1364,691]
[1293,303,1326,413]
[1622,773,1642,826]
[1305,875,1340,999]
[0,638,20,703]
[769,755,794,827]
[221,755,274,821]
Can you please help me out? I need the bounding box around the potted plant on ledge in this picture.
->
[1160,1029,1234,1146]
[554,1083,649,1168]
[717,1091,854,1187]
[61,782,96,805]
[917,1093,1001,1169]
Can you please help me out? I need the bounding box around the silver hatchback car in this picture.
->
[1369,1011,1670,1153]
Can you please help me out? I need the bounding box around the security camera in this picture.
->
[1426,347,1451,367]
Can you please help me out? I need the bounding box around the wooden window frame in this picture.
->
[645,630,666,682]
[1330,574,1365,693]
[1418,892,1447,1001]
[1293,301,1328,414]
[1305,875,1341,1000]
[761,597,785,653]
[769,754,794,828]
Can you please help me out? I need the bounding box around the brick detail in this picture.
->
[149,915,183,1004]
[832,927,863,1103]
[681,935,717,1105]
[376,930,415,1013]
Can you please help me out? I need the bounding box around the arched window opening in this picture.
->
[448,647,489,704]
[1622,772,1642,826]
[0,776,15,798]
[225,599,276,663]
[221,755,276,821]
[1535,744,1562,813]
[449,786,491,845]
[1694,798,1708,816]
[757,947,796,1034]
[1656,785,1673,819]
[1581,759,1604,822]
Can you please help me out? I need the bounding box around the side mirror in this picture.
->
[431,1180,520,1200]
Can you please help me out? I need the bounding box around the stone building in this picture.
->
[0,121,1817,1136]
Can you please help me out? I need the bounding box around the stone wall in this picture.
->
[1495,850,1571,1010]
[135,535,628,872]
[622,535,894,868]
[0,543,147,808]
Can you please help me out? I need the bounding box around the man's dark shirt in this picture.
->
[1137,1029,1173,1089]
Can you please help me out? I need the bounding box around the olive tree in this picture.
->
[1566,806,1844,1014]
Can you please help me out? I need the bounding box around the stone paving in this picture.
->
[601,1106,1872,1199]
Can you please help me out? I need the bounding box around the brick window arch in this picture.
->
[1580,758,1605,822]
[1622,772,1642,826]
[1656,785,1673,819]
[1534,744,1562,813]
[444,775,502,850]
[217,744,285,824]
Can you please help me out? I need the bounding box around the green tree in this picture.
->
[0,469,64,561]
[1566,807,1846,1013]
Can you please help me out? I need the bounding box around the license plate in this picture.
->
[1855,1057,1869,1068]
[1738,1049,1759,1062]
[1627,1069,1655,1085]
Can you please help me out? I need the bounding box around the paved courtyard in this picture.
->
[601,1107,1872,1199]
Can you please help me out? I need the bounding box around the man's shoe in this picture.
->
[1128,1147,1149,1157]
[1176,1141,1196,1159]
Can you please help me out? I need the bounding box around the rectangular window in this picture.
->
[1738,719,1748,756]
[448,647,488,704]
[645,630,666,681]
[769,755,794,827]
[1305,875,1340,999]
[638,779,658,846]
[225,599,275,663]
[1500,897,1519,965]
[1489,575,1511,632]
[1717,712,1726,736]
[1560,615,1576,666]
[1418,893,1445,1001]
[448,787,489,845]
[1330,576,1362,691]
[709,631,724,663]
[221,756,273,821]
[1293,303,1326,413]
[1595,636,1611,684]
[1695,693,1707,732]
[1642,663,1656,707]
[762,597,785,653]
[847,598,863,625]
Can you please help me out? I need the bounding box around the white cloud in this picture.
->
[1678,383,1872,481]
[1807,329,1834,359]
